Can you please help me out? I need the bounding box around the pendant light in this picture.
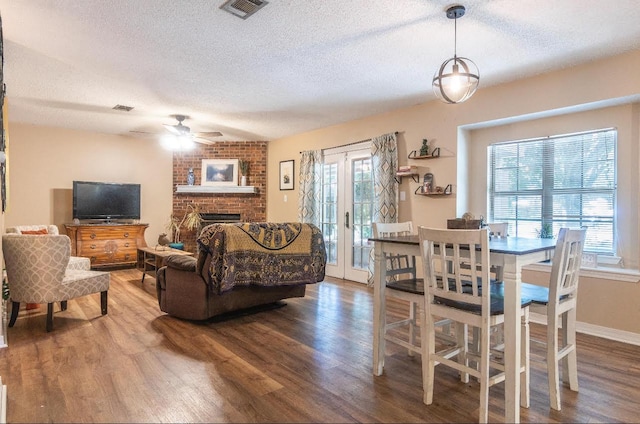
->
[432,5,480,104]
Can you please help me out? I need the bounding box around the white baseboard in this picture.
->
[530,312,640,346]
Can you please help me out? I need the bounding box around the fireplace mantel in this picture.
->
[175,185,258,194]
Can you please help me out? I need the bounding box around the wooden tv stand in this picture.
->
[64,223,148,269]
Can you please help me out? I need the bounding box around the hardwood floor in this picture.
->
[1,269,639,423]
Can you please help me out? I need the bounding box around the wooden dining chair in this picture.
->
[486,222,508,238]
[418,226,531,423]
[520,227,587,411]
[372,222,423,356]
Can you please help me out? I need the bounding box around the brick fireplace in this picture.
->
[172,141,268,252]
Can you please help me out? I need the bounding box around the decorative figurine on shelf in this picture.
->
[422,172,434,193]
[187,168,195,186]
[419,139,430,157]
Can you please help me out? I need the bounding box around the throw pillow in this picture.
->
[21,229,48,235]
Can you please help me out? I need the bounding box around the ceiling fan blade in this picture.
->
[163,124,182,135]
[195,131,223,138]
[193,137,216,145]
[129,130,161,138]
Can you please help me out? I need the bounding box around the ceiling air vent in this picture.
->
[112,104,134,112]
[220,0,268,20]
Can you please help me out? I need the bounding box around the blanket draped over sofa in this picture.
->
[197,222,326,293]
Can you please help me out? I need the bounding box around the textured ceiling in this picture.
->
[2,0,640,142]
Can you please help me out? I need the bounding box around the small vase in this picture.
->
[240,175,247,186]
[187,168,195,186]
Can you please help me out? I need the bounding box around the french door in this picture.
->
[321,148,373,283]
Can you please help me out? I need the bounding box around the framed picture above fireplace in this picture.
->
[201,159,239,186]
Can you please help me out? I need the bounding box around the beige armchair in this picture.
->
[2,234,110,332]
[6,225,90,271]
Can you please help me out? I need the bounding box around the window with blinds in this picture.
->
[489,128,617,254]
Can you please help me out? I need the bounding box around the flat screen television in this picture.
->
[73,181,141,221]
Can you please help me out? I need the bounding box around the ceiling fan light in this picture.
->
[160,134,180,151]
[178,135,196,150]
[159,134,195,151]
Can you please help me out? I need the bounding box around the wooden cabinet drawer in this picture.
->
[77,226,139,241]
[65,223,148,269]
[80,239,137,266]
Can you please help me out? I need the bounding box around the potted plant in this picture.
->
[239,160,249,186]
[536,223,554,239]
[166,203,203,249]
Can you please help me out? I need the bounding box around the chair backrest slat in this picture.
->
[549,227,586,307]
[373,222,417,280]
[419,227,490,310]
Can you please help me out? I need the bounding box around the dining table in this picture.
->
[370,233,556,423]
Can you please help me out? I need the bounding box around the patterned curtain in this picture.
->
[297,149,323,227]
[368,132,399,285]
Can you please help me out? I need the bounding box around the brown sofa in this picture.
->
[156,222,325,320]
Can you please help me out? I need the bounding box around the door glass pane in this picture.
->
[351,157,373,270]
[322,163,338,265]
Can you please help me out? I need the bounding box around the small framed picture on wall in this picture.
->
[279,160,294,190]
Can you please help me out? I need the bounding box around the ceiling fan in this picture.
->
[131,114,222,146]
[163,115,222,144]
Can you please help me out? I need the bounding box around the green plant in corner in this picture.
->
[2,271,9,301]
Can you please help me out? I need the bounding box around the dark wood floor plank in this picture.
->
[0,269,639,422]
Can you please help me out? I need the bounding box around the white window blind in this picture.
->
[489,128,616,254]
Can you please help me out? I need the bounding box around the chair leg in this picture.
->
[548,312,562,411]
[563,309,579,392]
[456,322,469,383]
[8,301,20,327]
[422,311,436,405]
[46,303,54,332]
[520,308,530,408]
[101,291,108,315]
[60,300,68,311]
[478,324,491,423]
[408,301,417,357]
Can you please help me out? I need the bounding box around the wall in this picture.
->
[266,49,640,336]
[4,123,173,247]
[172,141,267,252]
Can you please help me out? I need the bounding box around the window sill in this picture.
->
[524,262,640,283]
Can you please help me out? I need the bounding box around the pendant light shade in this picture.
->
[432,5,479,104]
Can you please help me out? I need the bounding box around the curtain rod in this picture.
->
[300,131,399,154]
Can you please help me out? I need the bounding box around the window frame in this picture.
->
[488,128,617,255]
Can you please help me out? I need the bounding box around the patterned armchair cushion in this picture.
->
[67,256,91,271]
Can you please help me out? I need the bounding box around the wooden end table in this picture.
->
[136,246,193,283]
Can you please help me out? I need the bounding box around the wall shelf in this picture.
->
[395,172,419,183]
[414,184,453,197]
[408,147,441,159]
[175,185,258,194]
